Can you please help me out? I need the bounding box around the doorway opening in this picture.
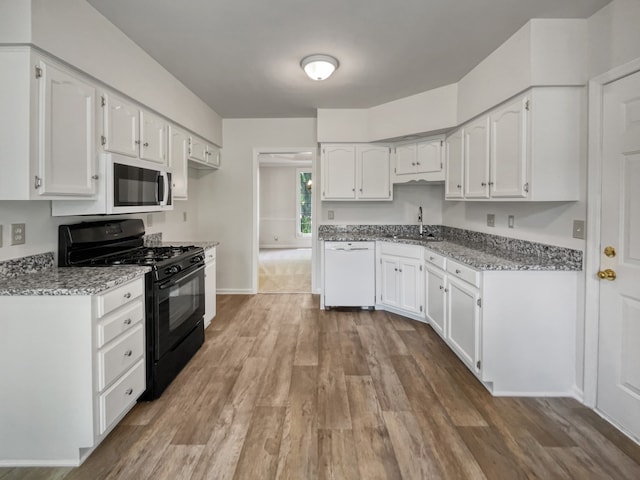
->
[254,149,317,294]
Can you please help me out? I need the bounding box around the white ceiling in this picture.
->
[86,0,610,119]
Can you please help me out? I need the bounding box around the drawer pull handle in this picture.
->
[430,256,435,260]
[123,292,132,299]
[123,318,132,325]
[439,285,444,290]
[455,269,461,274]
[124,350,133,357]
[125,388,133,396]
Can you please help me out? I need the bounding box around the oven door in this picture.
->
[154,264,205,359]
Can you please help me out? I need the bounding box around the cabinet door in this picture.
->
[189,136,207,163]
[139,110,166,164]
[416,140,442,174]
[464,116,491,199]
[425,266,446,338]
[445,130,464,198]
[103,93,139,157]
[395,144,417,175]
[357,145,390,199]
[37,60,97,196]
[490,96,528,198]
[447,277,481,372]
[322,145,356,199]
[168,125,188,200]
[398,258,424,317]
[206,145,221,168]
[204,260,216,328]
[379,256,400,308]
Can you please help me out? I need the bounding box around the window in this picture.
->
[296,168,312,237]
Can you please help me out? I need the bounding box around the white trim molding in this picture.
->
[583,56,640,408]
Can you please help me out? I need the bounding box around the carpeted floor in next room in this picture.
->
[258,248,312,293]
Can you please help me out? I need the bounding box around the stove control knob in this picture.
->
[167,265,180,274]
[192,255,203,263]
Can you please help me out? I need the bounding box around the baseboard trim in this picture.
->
[259,245,312,249]
[216,289,254,294]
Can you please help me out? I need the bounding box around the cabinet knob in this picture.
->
[439,285,444,290]
[481,182,487,187]
[455,269,461,274]
[124,350,133,357]
[359,188,363,192]
[398,268,403,273]
[352,188,355,192]
[143,142,149,147]
[124,292,132,299]
[123,318,132,325]
[135,140,141,145]
[125,388,133,396]
[416,162,420,166]
[430,256,435,260]
[457,184,461,189]
[91,175,99,180]
[411,162,416,166]
[444,288,448,293]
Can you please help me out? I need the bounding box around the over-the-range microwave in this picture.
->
[52,153,173,216]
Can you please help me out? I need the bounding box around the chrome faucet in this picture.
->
[418,206,423,236]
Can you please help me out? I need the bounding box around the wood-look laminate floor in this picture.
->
[3,294,640,480]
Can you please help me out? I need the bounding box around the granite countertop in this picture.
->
[0,266,150,296]
[320,233,581,271]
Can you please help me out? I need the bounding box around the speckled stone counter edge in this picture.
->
[318,224,583,271]
[0,252,55,279]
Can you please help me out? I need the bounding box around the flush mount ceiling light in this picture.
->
[301,54,339,81]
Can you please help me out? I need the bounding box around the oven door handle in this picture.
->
[158,265,203,290]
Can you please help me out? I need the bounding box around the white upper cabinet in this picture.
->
[321,144,392,201]
[392,138,444,183]
[322,144,357,200]
[0,48,98,200]
[490,96,528,198]
[102,93,138,158]
[446,87,582,202]
[464,116,491,199]
[102,93,167,165]
[188,135,221,169]
[444,129,464,199]
[37,60,97,197]
[357,145,391,199]
[168,125,189,200]
[139,110,166,164]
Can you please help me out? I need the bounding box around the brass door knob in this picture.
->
[597,269,616,281]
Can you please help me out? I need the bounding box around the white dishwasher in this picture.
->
[323,241,375,308]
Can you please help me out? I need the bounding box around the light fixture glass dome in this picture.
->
[301,54,339,81]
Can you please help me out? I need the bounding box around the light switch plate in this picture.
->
[508,215,515,228]
[147,214,153,227]
[0,225,3,247]
[328,210,335,220]
[487,214,495,227]
[573,220,585,239]
[11,223,25,245]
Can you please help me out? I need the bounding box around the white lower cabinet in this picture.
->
[0,277,145,466]
[423,247,578,395]
[377,243,425,320]
[204,247,217,328]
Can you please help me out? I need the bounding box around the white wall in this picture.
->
[321,183,444,226]
[587,0,640,78]
[259,166,312,249]
[196,118,317,292]
[0,0,30,42]
[3,0,222,145]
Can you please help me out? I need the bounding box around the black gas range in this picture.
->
[58,219,205,400]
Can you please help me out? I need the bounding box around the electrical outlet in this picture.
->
[183,211,188,222]
[0,225,3,247]
[147,214,153,227]
[487,214,495,227]
[328,210,335,220]
[11,223,25,245]
[508,215,515,228]
[573,220,585,239]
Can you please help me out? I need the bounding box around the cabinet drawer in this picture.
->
[425,249,446,270]
[98,324,144,390]
[99,359,145,435]
[378,242,423,260]
[97,298,144,348]
[96,279,144,318]
[205,247,216,263]
[447,260,480,288]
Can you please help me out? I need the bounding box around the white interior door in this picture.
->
[597,69,640,443]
